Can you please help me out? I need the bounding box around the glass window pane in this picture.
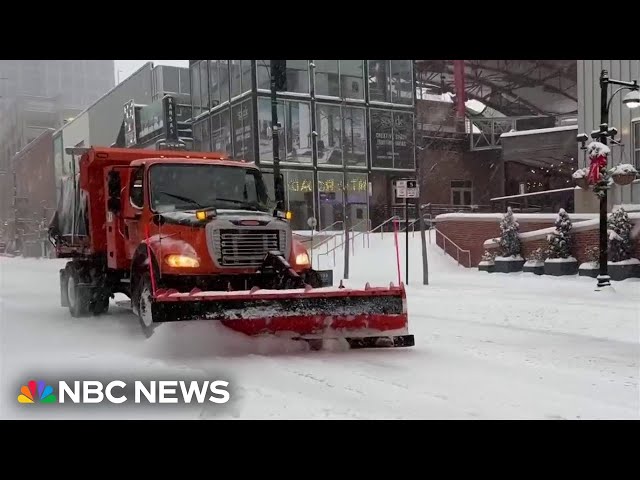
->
[257,97,285,163]
[230,60,241,98]
[370,109,393,168]
[368,60,390,103]
[452,190,461,205]
[190,62,201,118]
[285,170,314,230]
[241,60,252,94]
[257,60,270,90]
[314,60,339,97]
[286,60,309,94]
[193,120,203,151]
[200,61,209,110]
[463,190,472,205]
[219,61,229,104]
[208,60,220,108]
[318,171,344,230]
[391,60,413,105]
[201,117,211,151]
[393,111,414,169]
[211,113,223,152]
[346,172,369,230]
[340,60,364,100]
[219,109,233,157]
[284,101,312,164]
[232,99,254,162]
[634,121,640,148]
[316,104,342,167]
[343,107,366,167]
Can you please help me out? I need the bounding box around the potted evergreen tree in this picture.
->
[578,245,600,278]
[607,207,640,280]
[494,207,525,273]
[544,208,578,276]
[523,247,545,275]
[478,250,496,273]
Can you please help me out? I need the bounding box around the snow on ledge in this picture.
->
[609,258,640,265]
[579,262,598,270]
[495,255,524,261]
[524,260,544,267]
[500,125,578,138]
[545,256,577,263]
[483,212,640,248]
[436,212,598,223]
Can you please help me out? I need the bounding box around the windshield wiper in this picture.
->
[158,191,204,209]
[215,198,265,211]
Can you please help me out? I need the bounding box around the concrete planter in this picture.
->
[578,262,599,278]
[493,255,525,273]
[478,261,495,273]
[607,259,640,281]
[523,261,544,275]
[544,257,578,276]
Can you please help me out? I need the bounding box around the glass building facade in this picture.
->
[188,60,416,231]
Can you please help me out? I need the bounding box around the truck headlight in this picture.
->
[165,254,200,268]
[295,252,310,266]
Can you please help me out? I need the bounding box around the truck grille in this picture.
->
[213,229,286,267]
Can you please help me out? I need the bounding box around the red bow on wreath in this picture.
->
[588,154,607,185]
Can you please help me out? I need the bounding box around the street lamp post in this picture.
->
[577,69,640,289]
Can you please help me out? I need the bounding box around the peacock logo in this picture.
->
[18,380,57,404]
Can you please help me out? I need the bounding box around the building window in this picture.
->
[346,172,369,230]
[368,60,413,105]
[370,108,415,170]
[219,61,230,104]
[256,60,310,95]
[211,108,232,157]
[257,97,312,164]
[190,62,201,119]
[633,120,640,168]
[316,103,367,168]
[192,120,203,151]
[201,117,211,152]
[451,180,473,206]
[262,169,315,230]
[317,171,344,230]
[200,61,209,111]
[315,60,364,100]
[232,98,254,162]
[230,60,253,99]
[209,60,220,108]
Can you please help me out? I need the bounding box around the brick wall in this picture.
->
[435,214,640,267]
[435,218,557,267]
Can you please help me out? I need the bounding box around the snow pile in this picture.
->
[572,167,588,179]
[587,141,610,158]
[579,262,599,270]
[495,255,524,261]
[545,256,578,263]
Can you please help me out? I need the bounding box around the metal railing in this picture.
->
[490,187,575,213]
[433,228,471,267]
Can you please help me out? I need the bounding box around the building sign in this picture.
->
[123,99,137,148]
[396,179,419,198]
[163,95,178,142]
[137,100,164,142]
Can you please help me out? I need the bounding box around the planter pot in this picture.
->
[478,261,495,273]
[544,257,578,276]
[574,177,590,189]
[523,262,544,275]
[579,262,599,278]
[493,256,525,273]
[612,173,636,186]
[607,259,640,281]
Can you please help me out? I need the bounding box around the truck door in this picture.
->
[123,166,144,259]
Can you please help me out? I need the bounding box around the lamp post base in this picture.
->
[596,274,611,289]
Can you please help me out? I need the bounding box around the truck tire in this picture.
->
[136,273,157,339]
[66,266,90,318]
[90,295,110,316]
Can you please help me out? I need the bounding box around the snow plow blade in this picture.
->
[149,283,413,348]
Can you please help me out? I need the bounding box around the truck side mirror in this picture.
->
[107,170,121,213]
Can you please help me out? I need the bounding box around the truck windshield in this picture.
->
[149,164,270,213]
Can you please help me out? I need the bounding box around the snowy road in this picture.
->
[1,234,638,419]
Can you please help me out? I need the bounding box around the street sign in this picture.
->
[396,179,419,199]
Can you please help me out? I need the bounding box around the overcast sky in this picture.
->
[113,60,189,84]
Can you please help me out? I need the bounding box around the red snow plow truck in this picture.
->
[48,146,414,349]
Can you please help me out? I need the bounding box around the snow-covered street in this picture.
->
[1,233,638,419]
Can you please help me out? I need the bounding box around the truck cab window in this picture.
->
[130,168,144,209]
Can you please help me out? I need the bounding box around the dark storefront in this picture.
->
[188,60,417,231]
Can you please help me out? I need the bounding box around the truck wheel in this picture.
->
[136,273,157,338]
[90,295,110,316]
[67,267,90,317]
